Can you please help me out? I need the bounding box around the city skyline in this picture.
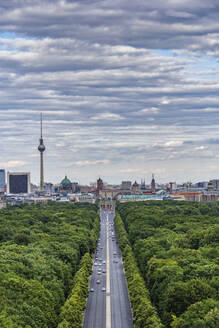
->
[1,1,219,184]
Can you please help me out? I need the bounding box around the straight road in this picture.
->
[83,210,133,328]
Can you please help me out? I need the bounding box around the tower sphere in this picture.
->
[38,144,45,152]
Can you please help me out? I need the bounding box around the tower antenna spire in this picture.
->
[40,112,43,138]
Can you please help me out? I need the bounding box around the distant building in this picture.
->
[0,169,6,192]
[132,181,140,192]
[151,174,156,193]
[170,191,219,202]
[72,182,80,193]
[68,193,96,203]
[60,175,72,192]
[118,194,164,202]
[97,178,104,195]
[208,180,214,190]
[31,183,38,193]
[175,192,202,202]
[79,185,92,193]
[44,183,54,195]
[99,188,120,200]
[105,184,115,190]
[169,182,176,192]
[140,179,146,190]
[210,179,219,190]
[121,181,132,190]
[7,172,31,194]
[198,181,208,189]
[201,192,219,202]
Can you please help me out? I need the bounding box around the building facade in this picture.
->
[7,172,31,194]
[0,169,6,192]
[121,181,132,190]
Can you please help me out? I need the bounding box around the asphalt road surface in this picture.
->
[83,210,133,328]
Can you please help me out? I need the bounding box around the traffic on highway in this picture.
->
[83,210,133,328]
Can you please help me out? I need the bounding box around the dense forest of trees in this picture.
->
[114,214,163,328]
[0,202,99,328]
[117,201,219,327]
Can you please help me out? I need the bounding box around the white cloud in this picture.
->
[140,107,160,114]
[164,141,183,148]
[74,160,110,166]
[195,146,206,150]
[203,107,219,112]
[160,98,170,105]
[91,112,123,121]
[0,160,27,168]
[119,168,140,173]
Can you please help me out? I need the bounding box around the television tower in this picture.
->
[38,113,46,190]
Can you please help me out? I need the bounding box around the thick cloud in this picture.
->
[0,0,219,184]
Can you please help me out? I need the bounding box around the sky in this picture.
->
[1,0,219,185]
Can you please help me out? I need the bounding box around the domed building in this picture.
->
[60,175,72,192]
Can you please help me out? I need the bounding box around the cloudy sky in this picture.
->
[1,0,219,185]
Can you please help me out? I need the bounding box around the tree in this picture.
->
[171,298,219,328]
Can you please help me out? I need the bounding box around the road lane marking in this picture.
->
[106,295,111,328]
[106,213,111,328]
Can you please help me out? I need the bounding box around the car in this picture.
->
[90,288,94,292]
[102,269,106,273]
[96,280,100,284]
[102,260,106,264]
[102,287,106,292]
[113,259,118,263]
[94,262,98,266]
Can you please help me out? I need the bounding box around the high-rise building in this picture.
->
[7,172,31,194]
[38,113,46,190]
[151,174,156,192]
[0,169,6,192]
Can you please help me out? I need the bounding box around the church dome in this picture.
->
[60,175,72,187]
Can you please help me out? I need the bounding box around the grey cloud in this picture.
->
[0,0,219,53]
[207,138,219,144]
